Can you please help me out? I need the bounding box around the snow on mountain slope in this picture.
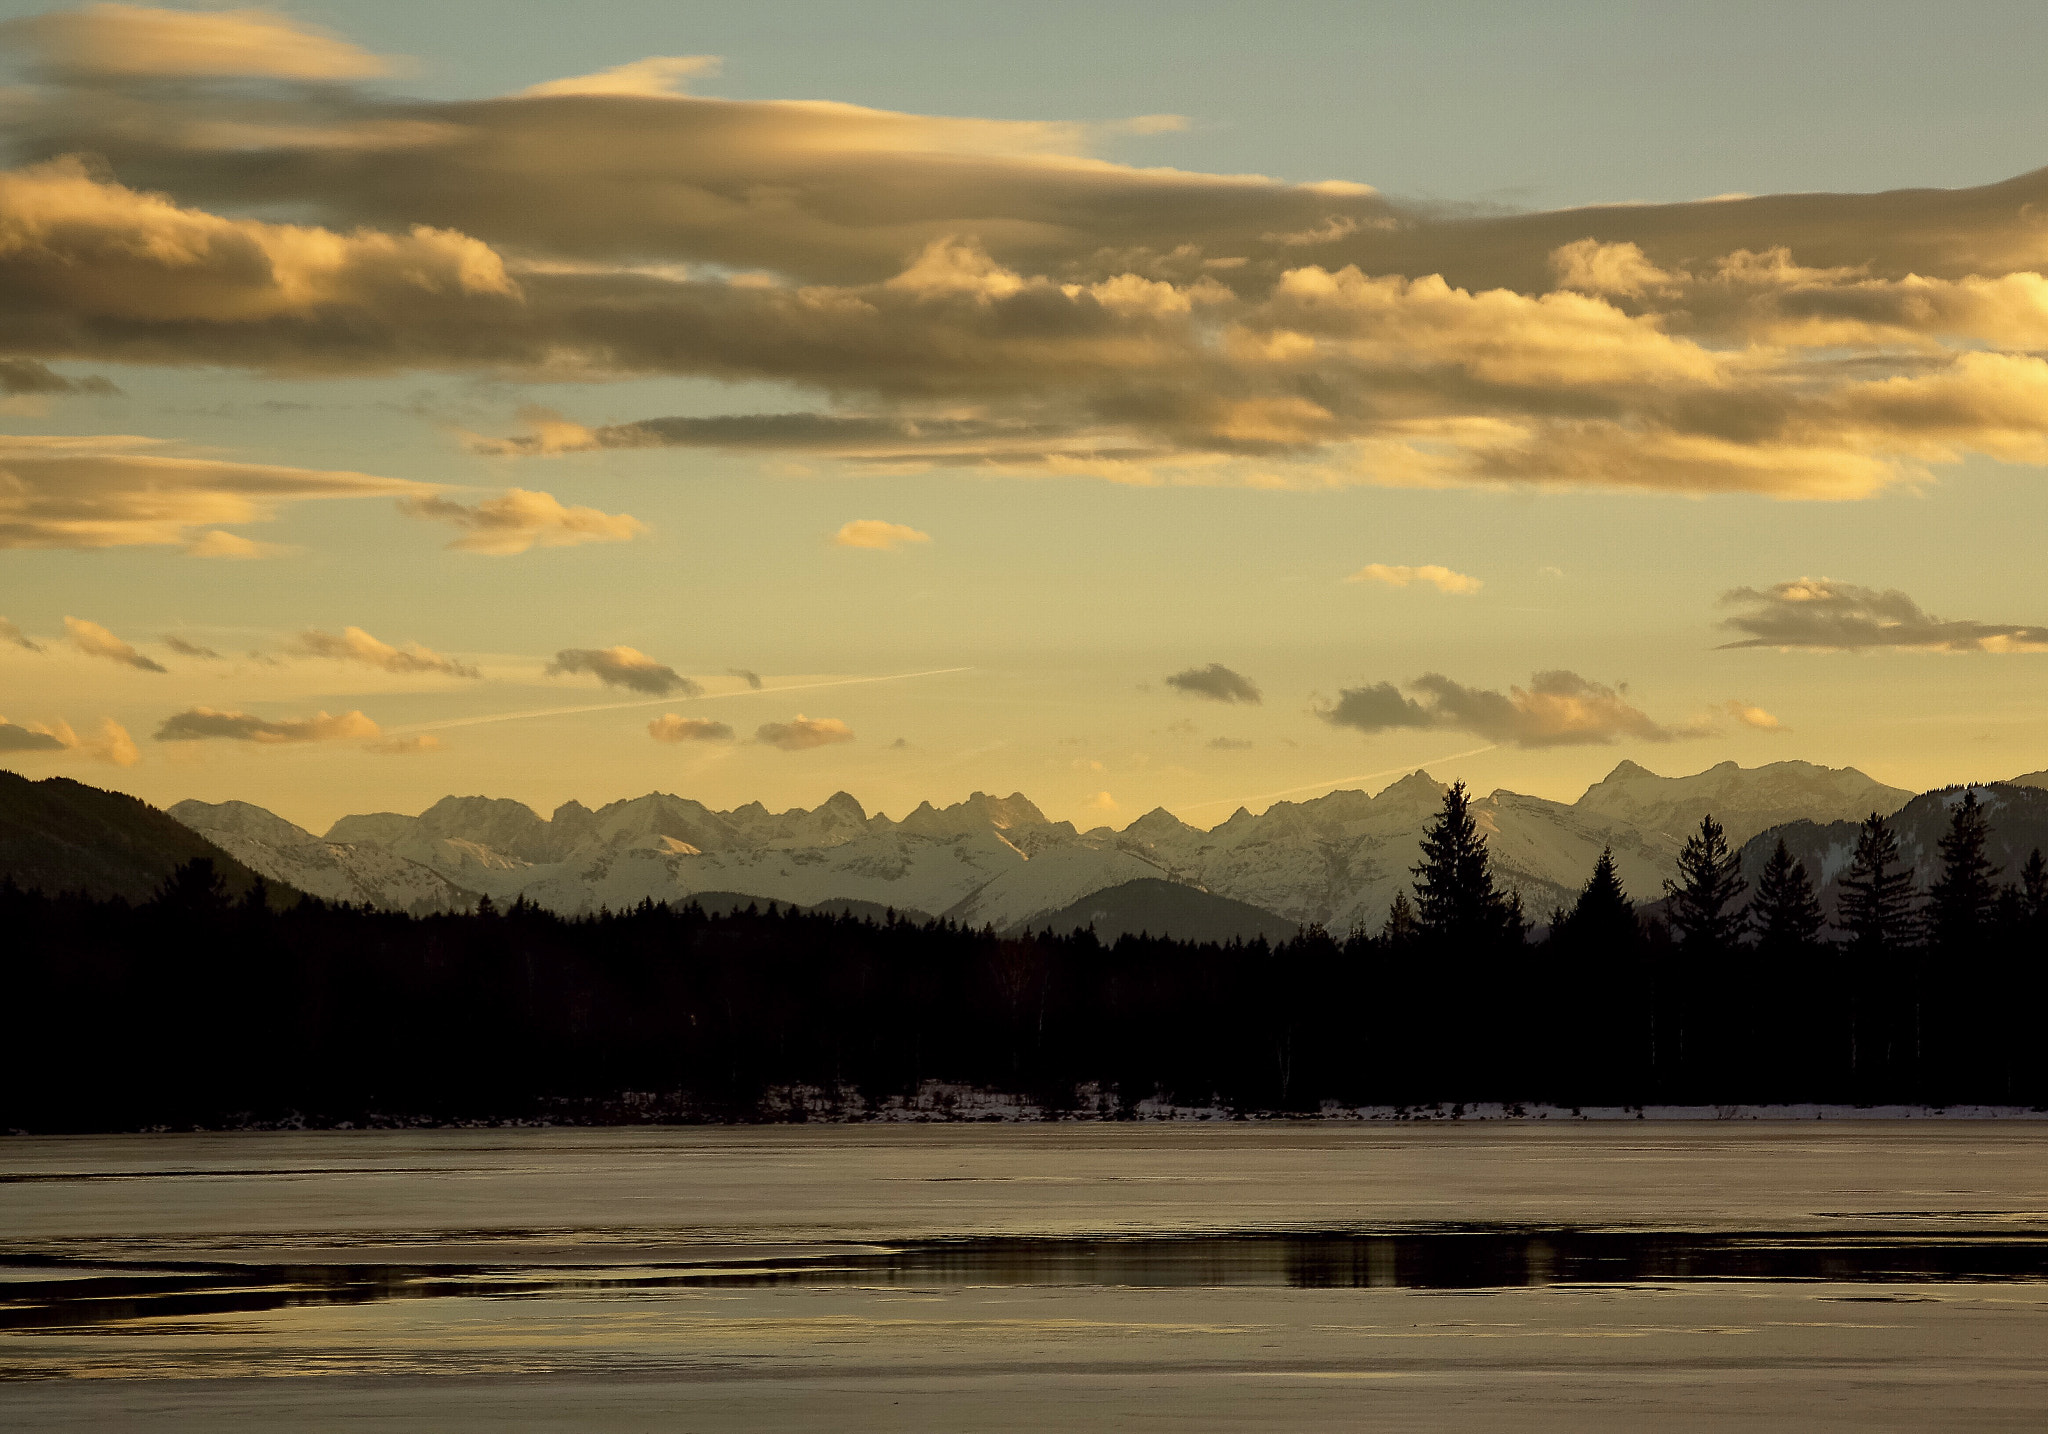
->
[1575,759,1911,846]
[189,759,1953,931]
[170,799,477,914]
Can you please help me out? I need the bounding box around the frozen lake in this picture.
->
[4,1123,2047,1430]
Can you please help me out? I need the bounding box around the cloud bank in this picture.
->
[1,617,44,652]
[7,10,2048,498]
[1165,663,1263,704]
[546,645,699,696]
[1318,670,1707,747]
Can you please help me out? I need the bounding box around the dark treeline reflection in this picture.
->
[3,784,2045,1131]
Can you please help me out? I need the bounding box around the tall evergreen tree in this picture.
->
[1929,790,1998,948]
[1836,812,1918,951]
[1663,814,1748,952]
[1750,838,1824,953]
[1409,781,1511,945]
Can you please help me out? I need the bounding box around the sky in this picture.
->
[3,0,2048,833]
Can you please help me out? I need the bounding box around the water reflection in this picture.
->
[6,1228,2045,1331]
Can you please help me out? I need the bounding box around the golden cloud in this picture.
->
[295,626,480,679]
[833,519,931,550]
[1718,578,2048,652]
[1345,563,1482,594]
[649,714,735,743]
[397,488,646,555]
[1725,701,1784,731]
[546,646,697,696]
[755,714,853,751]
[1,4,393,80]
[1318,670,1706,748]
[0,714,137,765]
[63,615,165,672]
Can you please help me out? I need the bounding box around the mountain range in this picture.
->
[157,759,1932,938]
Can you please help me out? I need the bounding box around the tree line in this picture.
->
[1,784,2043,1130]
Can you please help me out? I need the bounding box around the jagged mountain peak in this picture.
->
[1126,806,1195,839]
[897,790,1047,836]
[1375,771,1449,806]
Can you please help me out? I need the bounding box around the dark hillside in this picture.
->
[1024,878,1300,945]
[0,769,292,903]
[1737,783,2048,917]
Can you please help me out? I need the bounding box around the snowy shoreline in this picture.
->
[59,1086,2047,1134]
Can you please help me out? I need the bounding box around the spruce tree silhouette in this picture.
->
[1930,790,1998,949]
[1664,815,1748,953]
[1836,811,1920,1087]
[1749,836,1827,1091]
[1565,847,1636,947]
[1410,781,1509,945]
[1838,813,1919,952]
[1661,815,1747,1091]
[1409,781,1523,1093]
[1751,839,1824,954]
[1552,846,1644,1100]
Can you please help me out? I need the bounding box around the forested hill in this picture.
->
[0,769,293,904]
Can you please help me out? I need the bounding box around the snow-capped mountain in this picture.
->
[1573,759,1912,846]
[166,758,1947,932]
[168,799,478,915]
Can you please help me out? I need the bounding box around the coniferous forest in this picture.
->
[4,784,2045,1132]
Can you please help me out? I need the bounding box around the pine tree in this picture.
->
[1930,790,1998,948]
[1750,838,1823,953]
[1837,812,1918,950]
[1663,814,1748,952]
[1409,781,1510,945]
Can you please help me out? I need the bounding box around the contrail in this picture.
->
[1174,744,1499,816]
[384,666,975,735]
